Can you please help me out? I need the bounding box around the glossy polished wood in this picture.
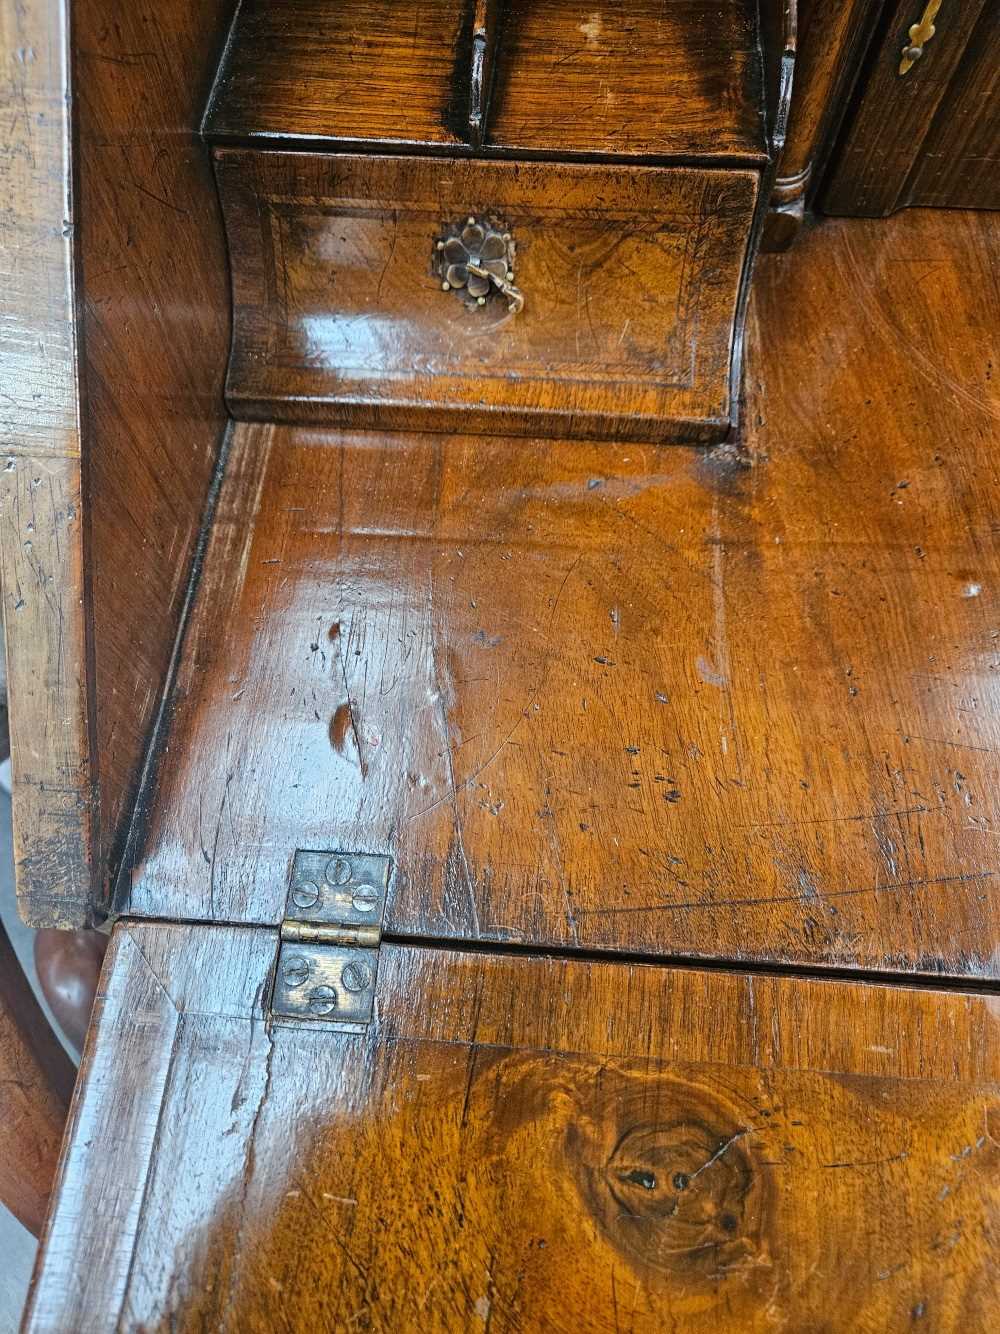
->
[0,0,95,926]
[128,209,1000,980]
[75,0,235,908]
[26,919,1000,1329]
[0,0,236,928]
[0,921,74,1237]
[206,0,768,163]
[822,0,999,215]
[217,149,758,443]
[34,928,109,1055]
[489,0,766,161]
[206,0,470,152]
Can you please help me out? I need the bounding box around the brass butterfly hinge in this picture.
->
[271,850,391,1029]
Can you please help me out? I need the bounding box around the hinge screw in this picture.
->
[325,856,353,886]
[290,880,321,910]
[341,960,373,993]
[307,986,338,1016]
[282,954,311,988]
[351,883,380,914]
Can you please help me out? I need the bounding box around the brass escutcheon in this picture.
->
[434,216,524,315]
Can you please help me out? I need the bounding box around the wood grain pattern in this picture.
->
[26,921,278,1330]
[821,0,998,215]
[0,0,95,926]
[206,0,768,163]
[26,920,1000,1329]
[74,0,236,906]
[0,919,74,1236]
[205,0,470,152]
[0,0,79,461]
[0,0,236,926]
[217,149,758,442]
[0,456,95,927]
[127,209,1000,980]
[487,0,766,161]
[899,2,1000,209]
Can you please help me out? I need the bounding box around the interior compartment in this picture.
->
[205,0,768,162]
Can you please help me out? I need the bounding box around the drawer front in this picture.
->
[216,151,759,443]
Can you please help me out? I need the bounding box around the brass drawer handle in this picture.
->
[467,262,525,316]
[435,216,524,316]
[899,0,942,75]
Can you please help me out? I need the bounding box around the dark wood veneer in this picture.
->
[763,0,882,248]
[822,0,1000,215]
[206,0,769,164]
[488,0,766,161]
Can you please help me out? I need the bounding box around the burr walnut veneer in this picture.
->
[25,921,1000,1332]
[215,152,759,443]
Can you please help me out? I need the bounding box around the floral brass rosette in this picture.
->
[434,216,523,314]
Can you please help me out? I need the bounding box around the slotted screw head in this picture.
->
[351,882,380,914]
[341,960,373,994]
[291,880,321,910]
[282,954,310,989]
[325,856,353,887]
[307,986,338,1016]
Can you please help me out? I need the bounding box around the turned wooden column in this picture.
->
[764,0,883,248]
[35,929,108,1054]
[0,921,75,1235]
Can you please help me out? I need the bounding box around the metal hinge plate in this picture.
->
[271,850,390,1028]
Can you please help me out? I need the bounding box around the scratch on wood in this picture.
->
[575,871,992,917]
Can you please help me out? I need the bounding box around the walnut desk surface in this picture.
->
[123,209,1000,983]
[27,212,1000,1331]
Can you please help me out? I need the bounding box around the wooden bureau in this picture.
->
[4,0,1000,1329]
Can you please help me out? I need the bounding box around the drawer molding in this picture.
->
[216,150,759,444]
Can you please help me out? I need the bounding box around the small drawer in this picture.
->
[216,150,759,444]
